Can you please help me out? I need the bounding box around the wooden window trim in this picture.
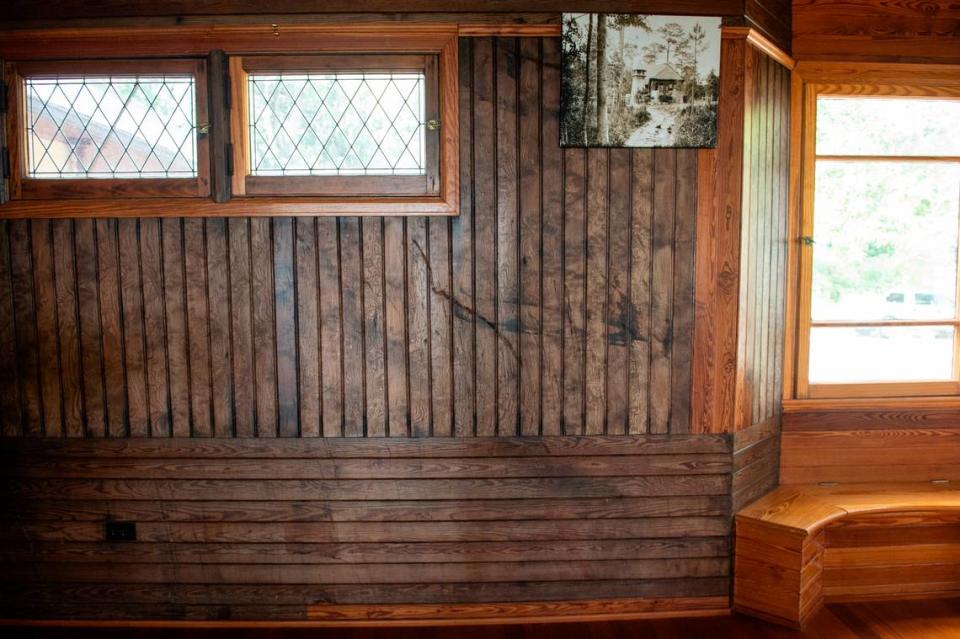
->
[790,63,960,401]
[227,36,459,216]
[4,58,211,200]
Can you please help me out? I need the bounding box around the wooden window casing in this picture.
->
[227,35,459,216]
[233,54,440,198]
[3,59,210,200]
[792,65,960,401]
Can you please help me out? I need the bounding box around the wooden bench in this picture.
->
[734,483,960,628]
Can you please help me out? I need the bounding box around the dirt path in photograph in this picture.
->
[627,104,676,146]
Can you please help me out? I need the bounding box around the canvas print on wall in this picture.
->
[561,14,722,148]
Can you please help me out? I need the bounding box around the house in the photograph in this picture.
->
[646,63,682,101]
[1,1,960,638]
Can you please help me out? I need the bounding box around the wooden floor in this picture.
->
[4,599,960,638]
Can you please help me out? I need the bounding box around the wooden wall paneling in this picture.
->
[0,434,732,619]
[182,218,212,437]
[50,220,83,437]
[139,218,171,437]
[316,217,344,438]
[251,218,278,437]
[406,216,431,436]
[0,221,20,435]
[427,217,453,437]
[629,150,654,434]
[671,151,697,435]
[226,218,255,438]
[0,57,7,206]
[451,38,475,439]
[273,217,299,438]
[585,149,609,436]
[517,37,541,438]
[95,219,126,437]
[295,217,320,438]
[338,218,364,437]
[31,220,62,436]
[773,60,790,417]
[539,37,563,437]
[383,217,409,437]
[745,0,791,54]
[361,217,387,437]
[206,218,234,437]
[606,150,631,436]
[472,37,497,437]
[792,0,960,63]
[7,220,41,435]
[563,147,586,436]
[496,37,520,437]
[650,149,677,434]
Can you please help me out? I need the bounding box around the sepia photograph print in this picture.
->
[561,13,722,148]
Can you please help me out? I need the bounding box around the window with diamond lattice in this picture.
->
[232,54,443,199]
[4,59,210,199]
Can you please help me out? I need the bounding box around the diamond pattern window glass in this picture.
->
[25,75,198,179]
[248,71,426,177]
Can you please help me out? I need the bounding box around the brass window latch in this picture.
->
[426,119,440,131]
[799,236,815,246]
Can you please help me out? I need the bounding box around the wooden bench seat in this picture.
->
[734,483,960,628]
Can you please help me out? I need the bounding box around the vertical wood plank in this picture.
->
[96,220,126,437]
[207,49,232,203]
[317,217,344,438]
[473,36,497,437]
[161,218,190,438]
[628,150,654,434]
[182,218,212,438]
[361,217,386,438]
[117,219,149,437]
[206,218,234,437]
[650,149,676,434]
[562,148,587,436]
[73,221,105,438]
[0,221,21,435]
[518,37,542,438]
[295,217,321,438]
[406,216,431,437]
[451,37,476,438]
[273,217,299,438]
[606,149,632,436]
[496,37,520,437]
[8,220,42,435]
[540,37,563,437]
[773,63,790,418]
[339,218,364,437]
[384,217,409,438]
[51,220,84,437]
[671,151,697,434]
[428,218,453,437]
[250,218,278,437]
[227,218,255,438]
[139,218,171,437]
[32,220,62,437]
[584,148,609,435]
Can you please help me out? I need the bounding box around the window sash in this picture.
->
[5,59,210,199]
[231,54,440,198]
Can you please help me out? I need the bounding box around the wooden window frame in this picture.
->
[3,58,211,200]
[791,63,960,401]
[233,54,440,198]
[227,34,459,216]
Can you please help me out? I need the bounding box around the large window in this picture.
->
[797,83,960,399]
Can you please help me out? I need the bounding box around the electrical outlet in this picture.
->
[105,521,137,542]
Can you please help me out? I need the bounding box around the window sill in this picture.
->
[0,195,460,218]
[783,395,960,413]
